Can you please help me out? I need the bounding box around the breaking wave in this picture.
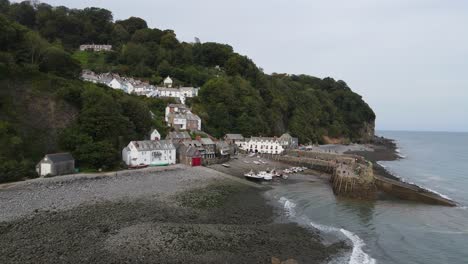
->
[279,197,376,264]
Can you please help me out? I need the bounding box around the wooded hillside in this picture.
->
[0,0,375,182]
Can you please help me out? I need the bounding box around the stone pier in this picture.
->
[275,150,456,206]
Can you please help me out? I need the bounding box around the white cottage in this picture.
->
[122,140,176,167]
[164,76,173,88]
[108,78,123,90]
[241,137,286,155]
[150,129,161,140]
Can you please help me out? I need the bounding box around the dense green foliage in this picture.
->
[0,1,375,183]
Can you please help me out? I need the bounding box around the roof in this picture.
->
[182,140,202,147]
[216,141,230,149]
[200,138,215,145]
[131,140,175,151]
[158,88,179,92]
[279,133,293,140]
[164,76,173,83]
[250,137,280,142]
[45,153,74,163]
[225,134,244,140]
[167,131,191,140]
[184,146,201,157]
[167,103,187,108]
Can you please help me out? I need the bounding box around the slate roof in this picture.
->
[167,131,191,140]
[45,153,74,163]
[184,146,201,157]
[131,140,175,151]
[200,138,215,145]
[182,140,203,147]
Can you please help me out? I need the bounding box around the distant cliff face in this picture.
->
[359,121,376,143]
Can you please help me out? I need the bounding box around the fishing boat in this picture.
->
[257,171,273,180]
[244,170,273,181]
[244,170,263,180]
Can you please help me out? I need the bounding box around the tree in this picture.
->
[119,97,152,138]
[39,47,81,78]
[74,140,119,169]
[160,30,179,49]
[116,17,147,35]
[24,31,48,65]
[0,0,10,14]
[111,23,130,44]
[8,1,36,28]
[122,43,150,66]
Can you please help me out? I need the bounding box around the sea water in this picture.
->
[267,131,468,264]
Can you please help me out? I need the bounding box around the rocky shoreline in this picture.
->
[0,166,347,264]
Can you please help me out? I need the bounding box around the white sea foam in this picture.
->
[279,197,376,264]
[423,188,453,201]
[340,229,376,264]
[279,197,296,217]
[376,161,387,168]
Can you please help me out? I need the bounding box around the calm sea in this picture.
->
[266,131,468,264]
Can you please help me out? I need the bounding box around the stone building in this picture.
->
[36,153,75,177]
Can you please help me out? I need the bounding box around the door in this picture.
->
[192,157,201,166]
[41,163,51,176]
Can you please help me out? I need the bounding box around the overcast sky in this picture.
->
[35,0,468,132]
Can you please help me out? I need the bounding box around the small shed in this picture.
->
[36,153,75,177]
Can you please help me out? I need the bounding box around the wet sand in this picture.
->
[0,165,347,264]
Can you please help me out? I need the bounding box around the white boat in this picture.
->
[257,171,273,180]
[222,163,230,168]
[244,170,264,180]
[253,161,261,165]
[244,170,273,181]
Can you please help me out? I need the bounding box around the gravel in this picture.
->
[0,165,231,222]
[0,164,348,263]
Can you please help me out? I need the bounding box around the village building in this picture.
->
[163,76,173,88]
[242,137,286,155]
[224,134,245,148]
[80,71,199,102]
[165,104,202,131]
[279,133,299,149]
[159,87,181,98]
[177,145,202,167]
[36,153,75,177]
[199,138,216,159]
[165,104,188,121]
[122,140,176,167]
[216,141,231,159]
[166,131,192,143]
[79,44,112,52]
[81,70,99,83]
[108,77,123,90]
[150,129,161,140]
